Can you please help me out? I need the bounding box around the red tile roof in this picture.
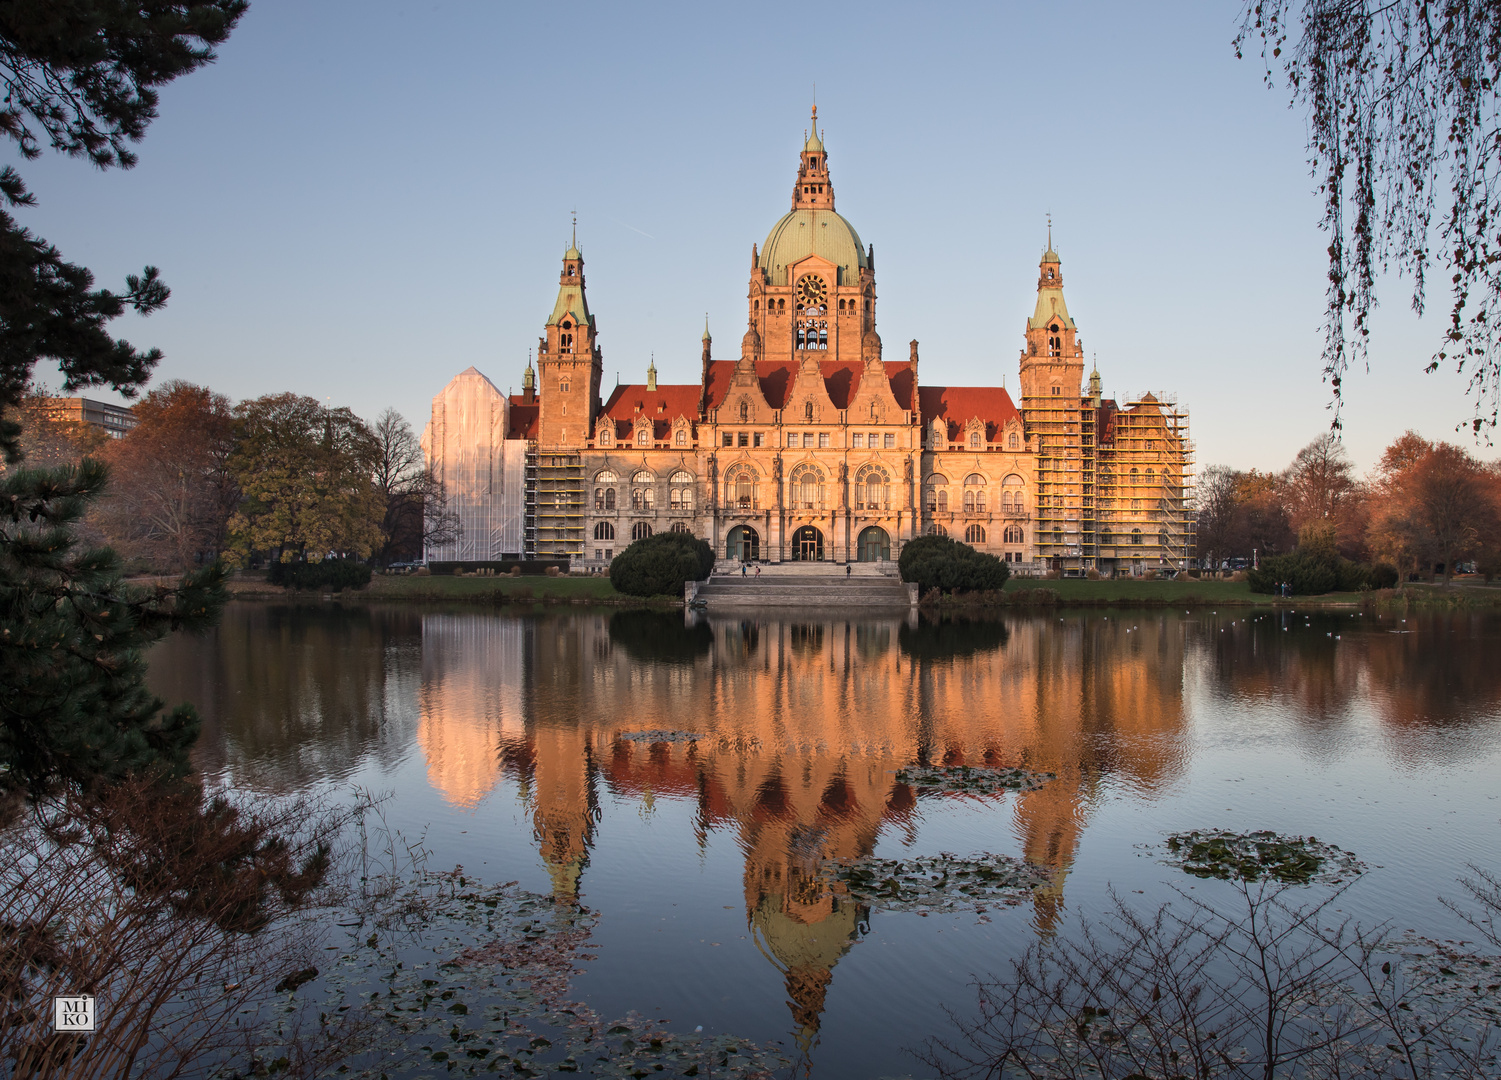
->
[598,383,703,440]
[702,359,914,412]
[917,385,1021,442]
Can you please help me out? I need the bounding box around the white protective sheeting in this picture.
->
[421,367,525,562]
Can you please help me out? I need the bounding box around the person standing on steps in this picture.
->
[741,562,747,577]
[845,564,851,578]
[754,564,761,580]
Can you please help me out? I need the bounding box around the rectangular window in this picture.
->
[868,432,878,446]
[595,549,602,560]
[722,432,733,447]
[753,432,764,447]
[819,432,829,448]
[738,432,749,447]
[852,433,864,448]
[802,432,812,447]
[884,433,895,448]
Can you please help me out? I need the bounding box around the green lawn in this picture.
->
[363,573,625,602]
[1000,578,1363,605]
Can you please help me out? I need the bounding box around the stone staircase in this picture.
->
[691,562,915,609]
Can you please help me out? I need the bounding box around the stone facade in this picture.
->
[427,109,1193,575]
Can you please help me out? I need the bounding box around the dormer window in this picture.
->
[560,380,570,393]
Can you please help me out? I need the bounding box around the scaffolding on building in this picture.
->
[525,446,585,560]
[1023,389,1194,574]
[1094,394,1195,572]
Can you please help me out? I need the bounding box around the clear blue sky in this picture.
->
[14,0,1482,474]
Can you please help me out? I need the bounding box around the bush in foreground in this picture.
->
[899,535,1009,595]
[268,558,373,592]
[609,532,713,597]
[1247,523,1372,595]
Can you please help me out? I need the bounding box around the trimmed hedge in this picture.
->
[898,534,1010,594]
[609,531,714,597]
[268,558,372,592]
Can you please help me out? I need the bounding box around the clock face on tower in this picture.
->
[795,274,827,308]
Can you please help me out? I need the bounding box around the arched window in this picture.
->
[594,522,615,541]
[931,420,945,448]
[632,470,654,483]
[604,488,616,510]
[675,428,687,446]
[637,427,650,446]
[790,464,825,510]
[1145,468,1155,483]
[1003,525,1024,545]
[938,489,948,511]
[726,467,757,510]
[632,522,652,541]
[964,473,987,512]
[1001,491,1012,511]
[1130,467,1139,480]
[965,524,986,544]
[1008,431,1019,450]
[671,522,691,533]
[924,473,947,511]
[669,471,694,511]
[596,470,617,484]
[926,524,947,537]
[598,428,612,447]
[1131,528,1143,545]
[854,464,890,511]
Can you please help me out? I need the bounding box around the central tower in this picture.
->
[746,107,878,369]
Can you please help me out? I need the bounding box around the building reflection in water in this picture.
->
[153,605,1501,1055]
[413,608,1190,1053]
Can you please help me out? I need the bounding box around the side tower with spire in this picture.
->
[536,227,602,450]
[1018,226,1088,572]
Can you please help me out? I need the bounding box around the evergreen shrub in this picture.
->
[268,558,372,592]
[898,535,1010,595]
[609,532,714,597]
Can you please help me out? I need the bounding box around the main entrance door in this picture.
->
[858,526,891,562]
[726,525,759,562]
[791,525,824,561]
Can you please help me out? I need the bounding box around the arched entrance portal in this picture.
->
[726,525,759,562]
[791,525,824,561]
[858,526,891,562]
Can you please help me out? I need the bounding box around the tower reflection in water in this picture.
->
[415,609,1188,1052]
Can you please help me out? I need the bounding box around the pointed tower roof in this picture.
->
[564,214,581,260]
[702,316,712,343]
[804,104,825,152]
[1028,224,1075,330]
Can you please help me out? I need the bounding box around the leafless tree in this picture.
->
[1195,465,1242,573]
[1238,2,1501,435]
[371,408,456,564]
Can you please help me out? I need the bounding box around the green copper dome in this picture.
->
[760,209,866,286]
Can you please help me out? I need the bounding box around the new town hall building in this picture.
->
[423,111,1193,575]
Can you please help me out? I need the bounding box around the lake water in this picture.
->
[147,602,1501,1078]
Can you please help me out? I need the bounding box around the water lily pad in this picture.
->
[894,764,1056,795]
[828,851,1052,914]
[1165,830,1364,884]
